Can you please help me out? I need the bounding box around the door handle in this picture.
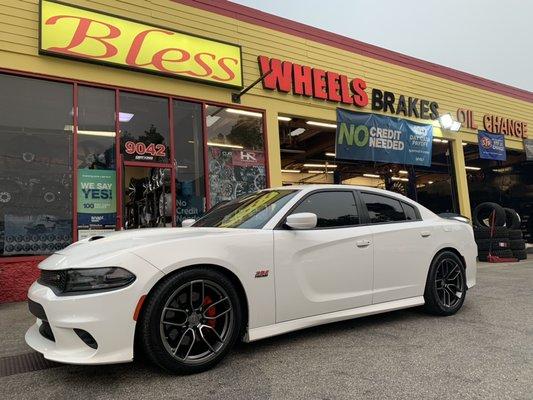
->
[420,231,431,238]
[356,239,372,248]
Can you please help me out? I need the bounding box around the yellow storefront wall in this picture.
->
[1,0,532,220]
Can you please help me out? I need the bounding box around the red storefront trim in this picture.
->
[172,0,533,103]
[72,83,79,242]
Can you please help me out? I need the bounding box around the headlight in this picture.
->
[39,267,136,295]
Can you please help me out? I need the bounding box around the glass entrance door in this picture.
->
[123,166,172,229]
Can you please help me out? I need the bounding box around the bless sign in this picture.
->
[40,0,243,88]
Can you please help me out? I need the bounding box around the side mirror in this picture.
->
[181,219,196,227]
[285,213,317,230]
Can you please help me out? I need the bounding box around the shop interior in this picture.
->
[278,116,459,214]
[463,144,532,242]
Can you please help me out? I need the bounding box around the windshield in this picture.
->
[193,190,298,229]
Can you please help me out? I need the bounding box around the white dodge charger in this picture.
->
[26,185,477,374]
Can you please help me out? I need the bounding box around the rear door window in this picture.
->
[361,193,406,223]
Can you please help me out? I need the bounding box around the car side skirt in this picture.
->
[245,296,425,342]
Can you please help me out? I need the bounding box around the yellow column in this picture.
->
[451,137,472,220]
[265,108,282,187]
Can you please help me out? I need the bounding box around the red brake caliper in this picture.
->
[203,296,216,328]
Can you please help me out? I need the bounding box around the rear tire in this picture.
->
[423,251,467,316]
[138,268,242,374]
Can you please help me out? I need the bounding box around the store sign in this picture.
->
[40,0,243,88]
[77,170,117,228]
[335,109,433,166]
[524,139,533,160]
[478,131,506,161]
[483,114,528,139]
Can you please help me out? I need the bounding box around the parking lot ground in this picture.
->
[1,258,532,400]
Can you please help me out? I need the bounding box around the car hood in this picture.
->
[40,228,241,269]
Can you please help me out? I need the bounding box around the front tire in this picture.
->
[423,251,467,316]
[139,268,242,374]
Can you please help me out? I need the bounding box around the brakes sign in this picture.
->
[40,0,243,88]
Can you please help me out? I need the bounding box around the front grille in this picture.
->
[38,270,67,294]
[39,321,55,342]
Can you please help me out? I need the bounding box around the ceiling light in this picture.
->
[277,116,292,122]
[363,173,380,178]
[225,108,262,118]
[438,113,453,130]
[290,128,306,137]
[119,112,134,122]
[441,139,449,143]
[77,130,116,137]
[428,181,434,184]
[206,115,221,127]
[391,177,409,182]
[308,170,334,174]
[306,121,337,129]
[462,142,468,146]
[465,166,481,171]
[282,169,301,173]
[399,170,408,174]
[433,138,442,143]
[206,142,244,149]
[325,152,336,157]
[303,163,337,168]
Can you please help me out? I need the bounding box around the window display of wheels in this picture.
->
[472,202,527,261]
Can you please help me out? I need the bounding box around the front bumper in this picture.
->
[25,253,164,365]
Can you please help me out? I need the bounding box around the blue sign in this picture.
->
[335,109,433,167]
[478,131,506,161]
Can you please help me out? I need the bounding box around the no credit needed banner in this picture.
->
[335,109,433,167]
[478,131,506,161]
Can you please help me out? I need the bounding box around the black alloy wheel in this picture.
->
[138,268,242,374]
[424,251,467,316]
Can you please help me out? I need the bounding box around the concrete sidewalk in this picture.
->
[1,257,532,399]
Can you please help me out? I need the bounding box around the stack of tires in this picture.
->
[473,202,527,261]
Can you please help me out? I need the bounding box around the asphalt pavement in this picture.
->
[0,259,532,400]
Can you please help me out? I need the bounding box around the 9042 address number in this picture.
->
[124,141,166,157]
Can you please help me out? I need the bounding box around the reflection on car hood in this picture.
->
[39,228,238,269]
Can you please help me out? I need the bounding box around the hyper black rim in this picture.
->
[435,258,464,308]
[159,279,234,365]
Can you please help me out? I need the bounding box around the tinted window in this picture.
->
[291,191,359,228]
[402,203,418,221]
[362,193,406,223]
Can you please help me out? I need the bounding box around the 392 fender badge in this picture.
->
[255,270,269,278]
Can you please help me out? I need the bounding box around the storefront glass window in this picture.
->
[173,100,206,224]
[205,106,266,207]
[119,92,170,163]
[0,74,73,256]
[77,87,117,235]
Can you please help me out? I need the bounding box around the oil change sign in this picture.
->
[335,109,433,167]
[77,170,116,228]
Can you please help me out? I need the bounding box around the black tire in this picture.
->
[473,226,508,240]
[138,267,243,374]
[512,249,528,260]
[508,229,523,240]
[478,249,514,261]
[476,238,510,251]
[423,251,467,316]
[473,202,506,228]
[503,208,521,229]
[510,239,526,251]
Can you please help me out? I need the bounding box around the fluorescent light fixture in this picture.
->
[399,170,408,174]
[306,121,337,129]
[441,139,449,143]
[206,115,221,127]
[225,108,262,118]
[282,169,301,173]
[462,142,468,146]
[290,128,306,137]
[428,181,434,184]
[438,113,453,130]
[391,177,409,182]
[277,116,292,122]
[119,112,134,122]
[433,138,449,144]
[465,166,481,171]
[450,121,462,132]
[303,163,337,168]
[206,142,244,149]
[363,173,380,178]
[308,170,334,174]
[77,130,116,137]
[325,152,337,157]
